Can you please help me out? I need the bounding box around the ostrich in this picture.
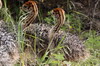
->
[0,20,19,66]
[21,1,89,62]
[0,0,19,66]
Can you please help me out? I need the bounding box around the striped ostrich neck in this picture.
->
[49,8,65,41]
[22,1,38,29]
[52,8,65,33]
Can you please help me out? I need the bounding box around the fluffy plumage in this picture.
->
[0,20,19,66]
[22,1,89,63]
[24,22,89,61]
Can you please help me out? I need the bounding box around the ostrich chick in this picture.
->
[0,20,19,66]
[21,1,90,62]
